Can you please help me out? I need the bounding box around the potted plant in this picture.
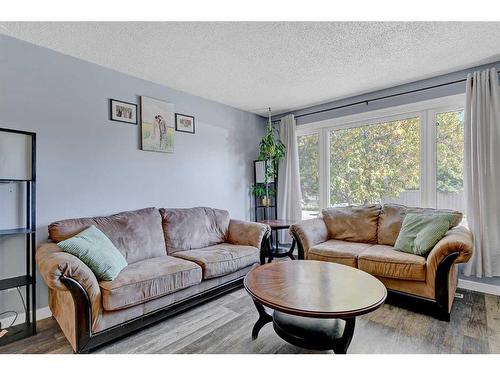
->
[251,184,276,207]
[252,108,285,218]
[258,108,286,182]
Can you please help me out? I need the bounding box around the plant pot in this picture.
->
[261,197,269,207]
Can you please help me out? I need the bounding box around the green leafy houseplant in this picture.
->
[258,108,286,184]
[252,184,267,198]
[252,108,286,217]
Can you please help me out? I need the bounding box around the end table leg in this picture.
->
[332,318,356,354]
[266,234,274,263]
[260,237,267,265]
[288,239,296,260]
[251,300,272,339]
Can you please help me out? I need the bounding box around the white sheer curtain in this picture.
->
[278,114,302,224]
[463,67,500,277]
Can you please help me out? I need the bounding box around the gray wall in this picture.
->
[278,60,500,288]
[0,34,265,315]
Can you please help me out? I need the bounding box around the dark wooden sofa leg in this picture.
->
[259,229,271,265]
[59,276,92,354]
[435,252,459,322]
[290,232,305,260]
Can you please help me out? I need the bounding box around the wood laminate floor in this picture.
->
[1,287,499,354]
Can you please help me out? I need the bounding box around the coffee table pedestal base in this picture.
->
[251,302,356,354]
[251,301,273,339]
[273,311,355,354]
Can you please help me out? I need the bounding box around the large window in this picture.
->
[298,133,320,219]
[296,95,465,215]
[329,117,420,206]
[436,110,465,213]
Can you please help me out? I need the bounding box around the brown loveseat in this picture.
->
[36,207,269,353]
[289,204,473,321]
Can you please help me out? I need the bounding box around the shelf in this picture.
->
[257,205,276,208]
[0,275,33,291]
[0,322,35,347]
[270,247,293,255]
[0,127,37,346]
[0,179,32,183]
[0,228,35,236]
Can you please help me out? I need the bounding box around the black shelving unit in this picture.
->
[0,127,36,347]
[253,159,278,221]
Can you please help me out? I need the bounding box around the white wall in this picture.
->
[0,34,265,313]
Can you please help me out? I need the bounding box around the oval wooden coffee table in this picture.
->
[244,260,387,354]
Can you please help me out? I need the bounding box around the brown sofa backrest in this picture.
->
[160,207,230,254]
[322,204,381,244]
[377,203,463,246]
[48,207,167,264]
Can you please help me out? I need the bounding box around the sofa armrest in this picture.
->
[227,219,270,249]
[36,242,102,319]
[426,225,473,272]
[289,218,329,259]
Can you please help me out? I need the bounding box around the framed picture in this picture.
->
[110,99,137,124]
[140,96,175,153]
[175,113,195,134]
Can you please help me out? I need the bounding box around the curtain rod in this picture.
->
[284,71,500,120]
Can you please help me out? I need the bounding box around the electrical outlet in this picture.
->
[455,292,464,299]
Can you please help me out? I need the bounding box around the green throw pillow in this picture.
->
[394,213,453,256]
[57,225,127,281]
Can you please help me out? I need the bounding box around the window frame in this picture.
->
[296,94,465,212]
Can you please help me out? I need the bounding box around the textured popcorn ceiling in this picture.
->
[2,22,500,115]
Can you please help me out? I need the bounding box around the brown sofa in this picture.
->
[36,207,270,353]
[289,204,473,321]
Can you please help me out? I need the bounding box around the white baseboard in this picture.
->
[458,279,500,296]
[0,306,52,329]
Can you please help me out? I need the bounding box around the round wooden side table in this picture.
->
[257,219,296,263]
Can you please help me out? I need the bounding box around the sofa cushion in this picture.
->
[308,240,374,267]
[49,207,166,264]
[377,204,463,246]
[394,213,454,256]
[172,243,259,279]
[160,207,230,254]
[322,204,381,243]
[57,225,128,281]
[99,256,202,311]
[358,245,426,281]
